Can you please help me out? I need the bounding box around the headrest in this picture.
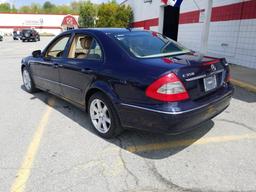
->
[80,37,92,49]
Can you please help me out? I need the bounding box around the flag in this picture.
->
[161,0,183,7]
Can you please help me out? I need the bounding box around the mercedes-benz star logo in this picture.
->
[211,64,217,71]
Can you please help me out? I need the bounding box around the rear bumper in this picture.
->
[116,86,233,134]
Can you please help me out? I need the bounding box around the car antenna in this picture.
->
[126,23,132,32]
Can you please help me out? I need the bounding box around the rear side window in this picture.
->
[68,34,102,60]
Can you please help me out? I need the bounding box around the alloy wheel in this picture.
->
[23,69,32,91]
[89,99,111,134]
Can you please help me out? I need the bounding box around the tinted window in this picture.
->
[22,29,32,33]
[68,34,102,60]
[45,35,70,58]
[113,31,189,58]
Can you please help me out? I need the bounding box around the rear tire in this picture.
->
[88,92,123,138]
[22,67,37,93]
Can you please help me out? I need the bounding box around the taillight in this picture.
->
[226,73,231,82]
[146,73,189,102]
[162,58,174,64]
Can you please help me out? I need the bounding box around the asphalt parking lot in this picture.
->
[1,37,256,192]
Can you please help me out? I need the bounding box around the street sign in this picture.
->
[161,0,183,7]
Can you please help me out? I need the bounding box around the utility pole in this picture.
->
[200,0,213,54]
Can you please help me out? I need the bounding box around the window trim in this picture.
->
[66,32,105,62]
[43,34,71,59]
[110,31,190,59]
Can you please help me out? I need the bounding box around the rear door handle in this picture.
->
[81,68,93,74]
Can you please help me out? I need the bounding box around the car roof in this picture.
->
[70,28,143,35]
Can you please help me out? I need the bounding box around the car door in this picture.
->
[30,34,71,96]
[58,33,104,105]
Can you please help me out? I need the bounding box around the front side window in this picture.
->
[112,31,190,58]
[45,35,70,58]
[68,34,102,60]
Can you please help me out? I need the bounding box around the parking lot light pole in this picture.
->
[200,0,213,55]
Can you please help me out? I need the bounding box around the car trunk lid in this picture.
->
[171,53,228,100]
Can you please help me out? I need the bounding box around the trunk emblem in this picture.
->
[211,64,217,71]
[182,72,195,78]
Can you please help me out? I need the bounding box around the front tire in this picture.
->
[22,67,37,93]
[88,93,122,138]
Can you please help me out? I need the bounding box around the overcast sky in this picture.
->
[0,0,123,7]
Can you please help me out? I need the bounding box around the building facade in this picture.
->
[122,0,256,69]
[0,12,79,36]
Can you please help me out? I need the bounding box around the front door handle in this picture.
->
[81,68,93,74]
[53,63,63,68]
[53,63,59,69]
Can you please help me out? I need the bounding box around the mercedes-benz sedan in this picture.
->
[21,28,233,138]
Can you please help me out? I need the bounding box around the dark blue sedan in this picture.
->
[21,28,233,138]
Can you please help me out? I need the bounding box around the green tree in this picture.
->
[30,3,41,14]
[115,4,133,27]
[79,1,97,28]
[43,1,56,13]
[11,6,17,13]
[0,3,12,12]
[55,5,72,14]
[70,1,80,14]
[19,6,32,13]
[1,1,133,27]
[96,1,133,28]
[0,1,82,14]
[97,1,118,27]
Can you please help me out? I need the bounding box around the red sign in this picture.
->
[61,15,78,26]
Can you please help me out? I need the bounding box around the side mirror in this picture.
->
[32,50,42,58]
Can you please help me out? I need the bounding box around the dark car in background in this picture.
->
[13,31,20,40]
[20,29,40,42]
[21,28,233,138]
[0,34,3,41]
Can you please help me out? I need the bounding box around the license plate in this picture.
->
[204,75,217,92]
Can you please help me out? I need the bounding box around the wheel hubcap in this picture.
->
[23,70,31,90]
[90,99,111,134]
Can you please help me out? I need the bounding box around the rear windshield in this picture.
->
[112,31,190,58]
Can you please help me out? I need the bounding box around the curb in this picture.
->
[231,79,256,93]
